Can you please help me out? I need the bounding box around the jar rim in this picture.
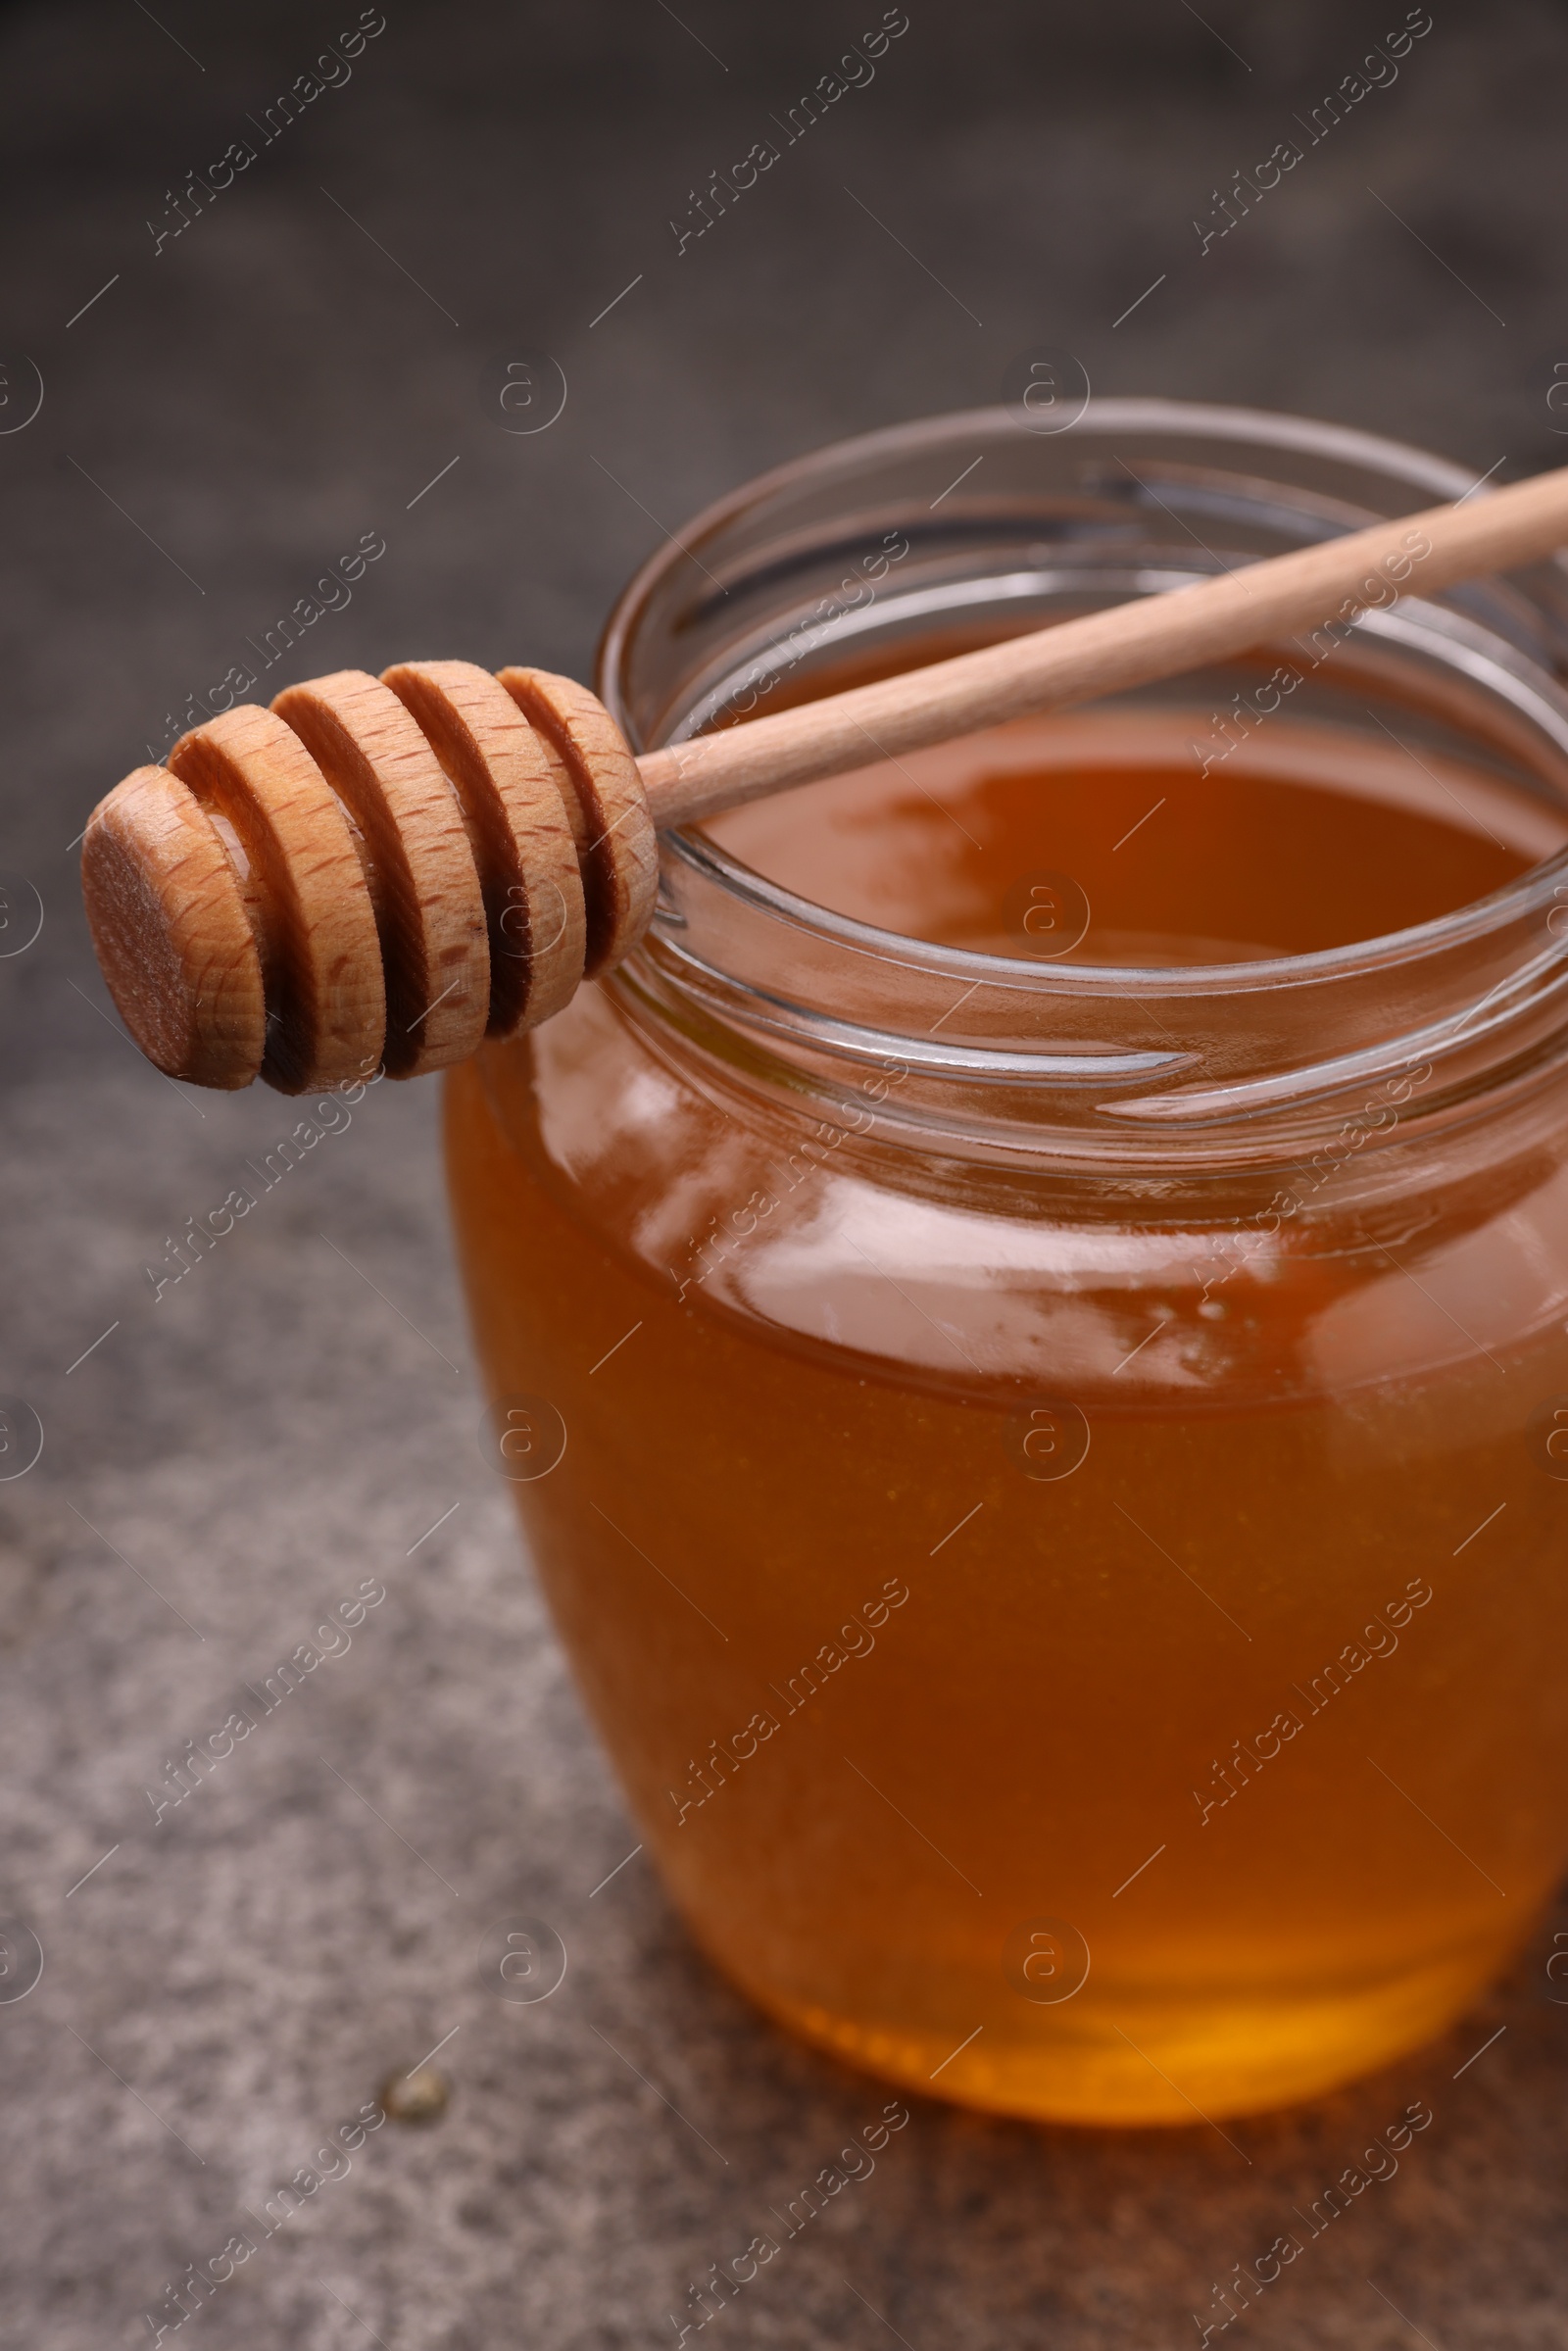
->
[600,399,1568,996]
[599,397,1491,671]
[596,401,1568,1148]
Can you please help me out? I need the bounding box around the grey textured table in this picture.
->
[3,2,1567,2343]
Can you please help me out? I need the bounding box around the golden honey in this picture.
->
[447,700,1568,2123]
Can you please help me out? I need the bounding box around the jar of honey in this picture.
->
[446,402,1568,2124]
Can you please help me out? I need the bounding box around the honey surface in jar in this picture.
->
[446,700,1568,2124]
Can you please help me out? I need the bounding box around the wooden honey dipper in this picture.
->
[82,464,1568,1094]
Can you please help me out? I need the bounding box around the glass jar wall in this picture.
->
[446,404,1568,2123]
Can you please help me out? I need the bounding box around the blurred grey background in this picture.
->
[2,1,1566,2344]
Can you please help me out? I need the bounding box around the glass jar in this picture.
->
[446,402,1568,2125]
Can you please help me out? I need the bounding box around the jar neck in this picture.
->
[599,401,1568,1178]
[609,827,1568,1180]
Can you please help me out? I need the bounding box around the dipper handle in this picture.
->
[639,462,1568,821]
